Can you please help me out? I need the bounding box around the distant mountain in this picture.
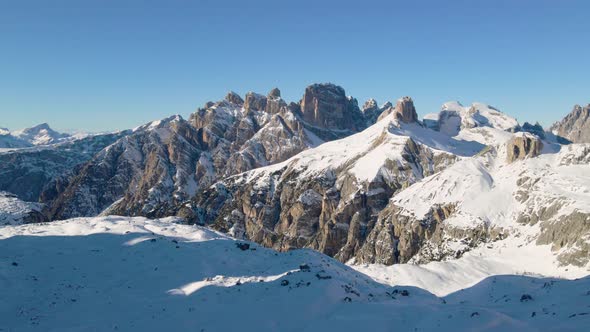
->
[0,130,131,202]
[1,84,589,274]
[0,123,71,148]
[550,104,590,143]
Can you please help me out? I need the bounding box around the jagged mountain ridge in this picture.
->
[0,130,131,202]
[189,97,527,263]
[550,104,590,143]
[2,84,589,272]
[48,84,387,220]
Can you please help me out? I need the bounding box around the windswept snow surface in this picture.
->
[1,217,590,331]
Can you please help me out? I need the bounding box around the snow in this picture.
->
[1,216,589,331]
[0,192,44,225]
[354,230,589,297]
[245,111,486,185]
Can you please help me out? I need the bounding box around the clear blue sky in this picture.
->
[1,0,589,132]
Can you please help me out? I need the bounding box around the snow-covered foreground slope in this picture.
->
[2,217,589,331]
[354,232,589,297]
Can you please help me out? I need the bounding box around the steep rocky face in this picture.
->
[188,113,467,264]
[225,91,244,105]
[50,84,379,220]
[0,131,129,202]
[550,104,590,143]
[392,97,419,124]
[506,133,543,162]
[361,99,389,126]
[354,203,505,265]
[265,88,287,114]
[517,122,546,139]
[244,92,267,113]
[301,83,366,132]
[50,116,201,219]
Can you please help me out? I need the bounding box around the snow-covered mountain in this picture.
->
[550,104,590,143]
[190,97,557,265]
[0,123,71,149]
[0,130,131,202]
[1,85,589,330]
[48,85,385,220]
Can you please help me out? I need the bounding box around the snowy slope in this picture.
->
[0,123,71,148]
[0,192,46,225]
[244,111,484,185]
[1,217,589,331]
[434,101,519,145]
[376,141,590,268]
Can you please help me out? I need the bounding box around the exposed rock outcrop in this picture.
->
[506,133,543,162]
[362,99,389,126]
[244,92,267,113]
[225,91,244,105]
[301,83,365,132]
[550,104,590,143]
[517,122,546,139]
[190,121,460,264]
[392,97,419,124]
[0,131,129,202]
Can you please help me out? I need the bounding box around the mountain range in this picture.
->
[1,83,589,268]
[2,82,589,330]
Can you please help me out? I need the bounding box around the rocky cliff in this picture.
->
[48,84,381,220]
[550,104,590,143]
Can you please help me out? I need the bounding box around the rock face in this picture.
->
[225,91,244,105]
[506,133,543,163]
[550,104,590,143]
[50,116,200,219]
[392,97,419,124]
[517,122,546,139]
[189,113,467,264]
[49,84,383,220]
[0,131,129,202]
[361,99,389,126]
[301,83,365,132]
[9,85,590,272]
[244,92,267,113]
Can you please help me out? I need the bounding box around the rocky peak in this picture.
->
[267,87,281,99]
[506,133,543,163]
[519,122,546,139]
[362,98,390,125]
[362,98,379,112]
[225,91,244,105]
[393,97,419,124]
[550,104,590,143]
[300,83,365,131]
[244,92,267,113]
